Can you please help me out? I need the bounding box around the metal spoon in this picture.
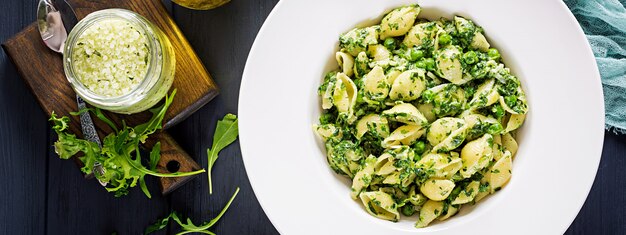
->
[37,0,107,186]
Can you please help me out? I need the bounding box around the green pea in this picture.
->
[424,58,435,71]
[401,204,415,216]
[438,33,452,45]
[414,140,426,155]
[409,48,424,61]
[384,37,396,50]
[488,48,500,60]
[463,51,478,64]
[505,95,517,107]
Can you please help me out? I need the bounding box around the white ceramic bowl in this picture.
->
[239,0,604,234]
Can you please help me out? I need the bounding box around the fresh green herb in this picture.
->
[50,90,205,198]
[145,187,240,235]
[207,114,239,194]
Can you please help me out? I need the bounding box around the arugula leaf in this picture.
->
[207,114,239,194]
[144,187,240,235]
[49,90,206,198]
[144,211,174,234]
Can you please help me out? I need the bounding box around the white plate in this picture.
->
[238,0,604,234]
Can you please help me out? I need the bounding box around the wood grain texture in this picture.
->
[146,132,202,194]
[0,1,47,233]
[565,131,626,234]
[46,129,171,234]
[167,1,279,234]
[0,0,622,234]
[1,0,218,194]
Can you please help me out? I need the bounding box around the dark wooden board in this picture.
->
[1,0,217,194]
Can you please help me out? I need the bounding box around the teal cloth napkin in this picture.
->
[564,0,626,134]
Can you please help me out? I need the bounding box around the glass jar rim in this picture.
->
[63,9,162,106]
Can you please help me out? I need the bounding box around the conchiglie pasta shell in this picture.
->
[435,45,464,85]
[382,171,401,185]
[335,51,354,77]
[382,103,428,126]
[417,152,462,179]
[427,117,465,146]
[501,132,518,157]
[499,96,519,115]
[492,134,504,161]
[374,153,397,176]
[420,178,455,201]
[362,66,390,103]
[382,125,425,148]
[488,150,512,193]
[367,45,391,62]
[403,22,440,48]
[417,103,436,123]
[415,200,444,228]
[389,69,426,101]
[333,73,358,122]
[380,5,421,39]
[431,123,468,153]
[313,124,340,142]
[437,158,462,179]
[417,153,449,169]
[340,26,378,56]
[386,70,402,85]
[353,52,370,79]
[470,79,499,109]
[355,114,389,140]
[504,113,526,133]
[438,205,460,221]
[351,156,376,199]
[452,181,480,205]
[460,134,493,178]
[470,31,490,52]
[359,191,400,222]
[321,77,335,110]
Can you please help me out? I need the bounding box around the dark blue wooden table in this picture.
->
[0,0,624,234]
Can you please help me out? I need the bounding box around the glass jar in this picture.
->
[172,0,230,10]
[63,9,175,114]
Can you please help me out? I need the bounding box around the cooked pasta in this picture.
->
[315,4,528,228]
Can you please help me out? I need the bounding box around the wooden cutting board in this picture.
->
[1,0,218,195]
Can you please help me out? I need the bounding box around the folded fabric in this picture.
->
[564,0,626,134]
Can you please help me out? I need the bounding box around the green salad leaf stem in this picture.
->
[206,114,239,194]
[144,187,240,235]
[49,90,205,198]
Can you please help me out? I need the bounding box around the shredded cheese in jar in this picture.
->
[71,19,150,97]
